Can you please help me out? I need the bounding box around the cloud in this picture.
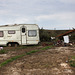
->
[0,10,9,15]
[0,0,75,29]
[36,12,75,21]
[59,0,75,4]
[35,12,75,29]
[13,18,29,24]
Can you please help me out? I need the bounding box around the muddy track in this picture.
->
[0,46,43,63]
[0,46,75,75]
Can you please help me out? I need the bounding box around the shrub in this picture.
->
[39,28,51,42]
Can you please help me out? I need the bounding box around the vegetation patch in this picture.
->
[0,45,53,67]
[26,50,38,55]
[69,56,75,67]
[0,50,6,54]
[41,45,53,50]
[26,45,53,55]
[0,54,25,67]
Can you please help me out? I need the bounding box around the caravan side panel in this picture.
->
[26,25,39,45]
[0,24,40,46]
[0,31,8,45]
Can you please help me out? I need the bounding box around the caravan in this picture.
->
[0,24,40,46]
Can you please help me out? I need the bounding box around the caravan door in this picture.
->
[21,26,27,45]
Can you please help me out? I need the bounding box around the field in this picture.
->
[0,45,75,75]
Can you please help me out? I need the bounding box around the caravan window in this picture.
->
[28,30,37,37]
[0,31,3,37]
[22,28,25,33]
[8,30,15,34]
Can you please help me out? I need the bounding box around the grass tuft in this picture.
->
[41,45,53,50]
[69,56,75,67]
[0,49,6,54]
[26,50,38,55]
[0,54,25,67]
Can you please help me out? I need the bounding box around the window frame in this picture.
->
[0,31,3,37]
[8,30,15,34]
[28,30,37,37]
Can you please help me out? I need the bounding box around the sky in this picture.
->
[0,0,75,30]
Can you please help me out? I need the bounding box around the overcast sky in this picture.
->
[0,0,75,30]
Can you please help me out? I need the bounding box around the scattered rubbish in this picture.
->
[0,47,3,50]
[66,60,68,63]
[60,63,70,68]
[63,35,69,44]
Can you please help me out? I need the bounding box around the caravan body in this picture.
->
[0,24,39,46]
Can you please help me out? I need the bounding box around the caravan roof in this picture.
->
[0,24,38,27]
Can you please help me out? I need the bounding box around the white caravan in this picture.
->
[0,24,40,46]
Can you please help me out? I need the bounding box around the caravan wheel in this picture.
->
[15,43,18,47]
[8,43,12,47]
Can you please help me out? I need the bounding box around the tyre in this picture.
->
[15,43,18,47]
[8,43,12,47]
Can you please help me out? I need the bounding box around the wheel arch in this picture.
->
[7,42,19,46]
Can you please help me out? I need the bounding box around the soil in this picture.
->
[0,46,75,75]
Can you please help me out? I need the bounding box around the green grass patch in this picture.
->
[0,50,6,54]
[0,54,25,67]
[41,45,53,50]
[69,56,75,67]
[26,45,53,55]
[26,50,39,55]
[0,45,53,67]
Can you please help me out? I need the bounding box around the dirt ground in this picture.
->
[0,46,75,75]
